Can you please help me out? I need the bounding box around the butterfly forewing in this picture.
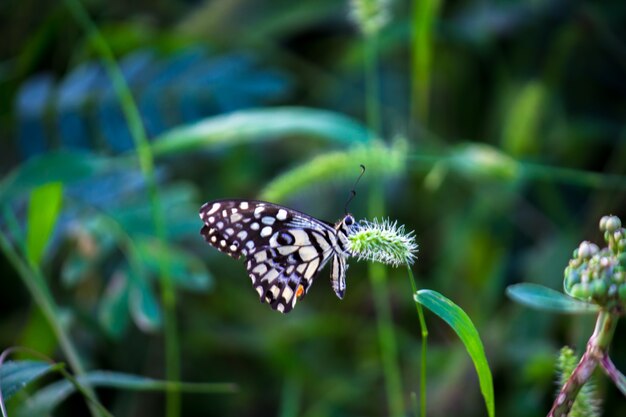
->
[199,200,341,313]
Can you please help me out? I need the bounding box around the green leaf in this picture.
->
[128,276,162,333]
[25,182,63,266]
[0,151,107,203]
[98,272,130,338]
[506,283,599,314]
[414,289,495,417]
[16,371,237,417]
[0,360,60,401]
[150,107,371,157]
[135,238,212,292]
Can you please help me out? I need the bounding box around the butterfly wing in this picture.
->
[199,199,338,313]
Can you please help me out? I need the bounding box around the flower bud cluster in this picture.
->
[564,215,626,307]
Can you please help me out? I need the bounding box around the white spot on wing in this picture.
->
[276,209,288,221]
[277,303,285,313]
[262,216,275,225]
[240,202,249,210]
[254,251,267,262]
[251,222,260,230]
[261,226,273,237]
[282,286,294,301]
[262,269,279,282]
[254,206,265,218]
[225,228,234,236]
[304,258,320,279]
[207,203,220,215]
[253,264,268,275]
[231,213,243,223]
[299,246,318,261]
[229,244,238,251]
[237,230,248,240]
[220,240,226,247]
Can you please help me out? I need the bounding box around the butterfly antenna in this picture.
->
[344,164,366,214]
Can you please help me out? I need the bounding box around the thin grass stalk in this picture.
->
[363,22,404,417]
[0,209,101,417]
[364,33,381,139]
[407,266,428,417]
[368,185,405,416]
[63,1,180,416]
[411,0,440,124]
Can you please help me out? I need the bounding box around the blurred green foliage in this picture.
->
[1,0,626,416]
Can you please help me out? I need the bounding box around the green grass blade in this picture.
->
[151,107,371,157]
[260,140,406,202]
[26,183,63,266]
[16,371,237,417]
[414,289,495,417]
[506,283,599,314]
[411,0,441,122]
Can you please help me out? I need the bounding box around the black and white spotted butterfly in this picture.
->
[199,200,357,313]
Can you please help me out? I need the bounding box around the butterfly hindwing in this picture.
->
[200,200,340,313]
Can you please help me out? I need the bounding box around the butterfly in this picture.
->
[199,200,357,313]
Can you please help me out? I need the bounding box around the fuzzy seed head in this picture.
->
[348,218,418,267]
[349,0,392,35]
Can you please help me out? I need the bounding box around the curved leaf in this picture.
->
[150,107,371,157]
[16,371,237,417]
[505,283,599,314]
[0,360,60,401]
[415,289,495,417]
[260,140,406,202]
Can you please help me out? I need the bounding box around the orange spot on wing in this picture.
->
[296,285,304,299]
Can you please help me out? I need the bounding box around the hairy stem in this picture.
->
[547,311,618,417]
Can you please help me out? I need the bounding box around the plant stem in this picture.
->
[547,311,618,417]
[0,215,101,417]
[364,32,381,139]
[411,0,441,124]
[63,1,180,416]
[367,184,404,417]
[407,266,428,417]
[363,22,403,416]
[600,354,626,397]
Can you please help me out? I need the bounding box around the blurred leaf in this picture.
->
[506,283,599,314]
[128,275,162,333]
[449,142,520,182]
[16,309,57,359]
[136,238,212,292]
[151,107,371,157]
[98,271,130,338]
[0,151,107,203]
[260,140,405,202]
[0,360,60,401]
[25,182,63,265]
[415,289,495,417]
[14,48,291,156]
[15,370,236,417]
[501,81,546,157]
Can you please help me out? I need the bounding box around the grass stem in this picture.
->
[63,1,180,415]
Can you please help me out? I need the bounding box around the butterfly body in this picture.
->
[199,199,356,313]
